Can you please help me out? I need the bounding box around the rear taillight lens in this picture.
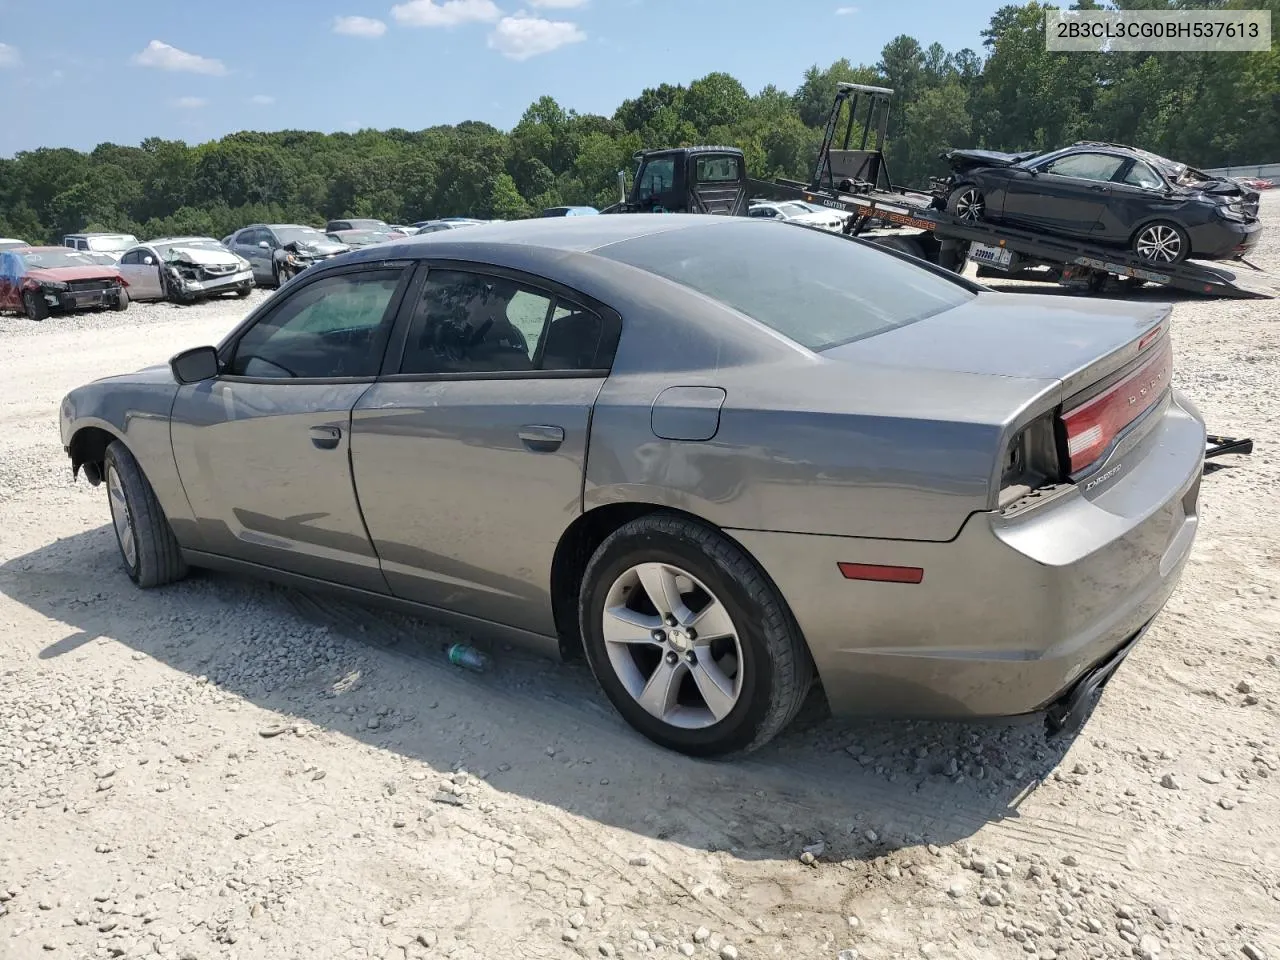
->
[1061,338,1173,475]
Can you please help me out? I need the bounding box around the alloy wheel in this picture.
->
[107,463,137,569]
[953,188,985,221]
[1135,224,1183,263]
[601,562,744,730]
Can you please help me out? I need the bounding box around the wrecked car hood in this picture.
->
[284,239,348,257]
[28,265,122,283]
[941,148,1039,173]
[166,246,241,267]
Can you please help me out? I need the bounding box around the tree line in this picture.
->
[1,0,1276,245]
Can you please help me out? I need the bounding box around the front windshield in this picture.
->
[21,249,117,268]
[275,227,330,246]
[86,235,137,252]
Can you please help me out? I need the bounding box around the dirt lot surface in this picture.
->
[2,207,1278,960]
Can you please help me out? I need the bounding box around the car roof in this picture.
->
[147,236,218,245]
[65,232,134,238]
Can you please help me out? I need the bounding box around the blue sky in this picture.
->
[0,0,1007,157]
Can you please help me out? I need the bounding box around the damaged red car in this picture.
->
[0,246,130,321]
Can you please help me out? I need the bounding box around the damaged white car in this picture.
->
[115,237,255,304]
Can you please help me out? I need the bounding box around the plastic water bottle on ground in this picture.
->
[444,642,491,672]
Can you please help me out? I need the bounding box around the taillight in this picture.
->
[1061,338,1173,475]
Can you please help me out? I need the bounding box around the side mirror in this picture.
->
[170,345,220,384]
[143,256,154,266]
[258,240,270,249]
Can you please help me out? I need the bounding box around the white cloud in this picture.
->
[487,14,585,60]
[0,42,20,68]
[333,15,388,37]
[133,40,226,76]
[249,94,275,105]
[173,96,208,109]
[392,0,501,27]
[528,0,588,7]
[835,5,858,14]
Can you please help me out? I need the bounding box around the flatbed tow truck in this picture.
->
[606,82,1277,300]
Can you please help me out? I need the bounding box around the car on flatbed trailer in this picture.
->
[606,83,1275,301]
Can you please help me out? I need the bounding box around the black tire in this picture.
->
[22,290,48,322]
[946,184,986,223]
[104,441,188,589]
[236,285,252,298]
[869,235,926,260]
[579,513,813,757]
[275,265,292,288]
[1131,220,1190,265]
[112,287,130,312]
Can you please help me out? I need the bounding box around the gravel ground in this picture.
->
[1,206,1278,960]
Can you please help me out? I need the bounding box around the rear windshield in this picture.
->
[598,220,975,351]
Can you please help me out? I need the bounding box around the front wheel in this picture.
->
[1132,221,1190,265]
[946,184,986,222]
[104,441,188,588]
[22,290,48,322]
[275,265,293,288]
[112,287,130,312]
[579,513,813,757]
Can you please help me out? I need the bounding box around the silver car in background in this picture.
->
[227,223,349,288]
[58,216,1205,757]
[63,232,139,262]
[115,237,255,303]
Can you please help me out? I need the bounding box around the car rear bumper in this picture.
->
[727,390,1206,721]
[1189,216,1263,259]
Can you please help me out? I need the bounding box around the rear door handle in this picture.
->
[518,424,565,452]
[1088,184,1107,192]
[309,425,342,450]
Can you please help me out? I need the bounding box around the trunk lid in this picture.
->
[827,290,1170,402]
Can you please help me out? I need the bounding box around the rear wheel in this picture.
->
[1132,221,1190,265]
[869,235,926,260]
[579,513,813,757]
[946,184,986,222]
[22,290,48,322]
[104,441,187,588]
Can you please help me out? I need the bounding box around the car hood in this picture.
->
[29,265,121,283]
[91,362,174,386]
[941,148,1039,174]
[826,291,1170,401]
[285,239,348,256]
[166,245,241,267]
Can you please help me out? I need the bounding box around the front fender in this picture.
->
[60,378,199,544]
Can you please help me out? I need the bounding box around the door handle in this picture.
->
[518,424,565,452]
[1088,184,1107,191]
[309,425,342,450]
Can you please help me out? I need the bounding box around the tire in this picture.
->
[22,290,48,322]
[104,441,188,589]
[1132,220,1190,265]
[236,286,252,298]
[869,235,925,260]
[112,287,130,312]
[578,513,813,757]
[946,184,986,222]
[275,265,292,289]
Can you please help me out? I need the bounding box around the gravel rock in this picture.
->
[1160,773,1182,790]
[981,890,1004,907]
[720,946,739,960]
[1236,680,1253,694]
[693,928,711,944]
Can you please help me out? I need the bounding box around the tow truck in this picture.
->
[606,82,1276,300]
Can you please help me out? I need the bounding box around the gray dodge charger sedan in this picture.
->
[59,215,1205,756]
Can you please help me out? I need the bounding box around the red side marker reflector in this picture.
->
[838,562,924,584]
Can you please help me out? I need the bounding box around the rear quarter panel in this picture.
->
[62,372,198,545]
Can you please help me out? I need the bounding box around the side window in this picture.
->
[1123,161,1163,189]
[696,156,740,183]
[229,269,403,379]
[119,250,139,266]
[398,270,608,375]
[637,158,675,201]
[1043,153,1126,183]
[400,271,548,375]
